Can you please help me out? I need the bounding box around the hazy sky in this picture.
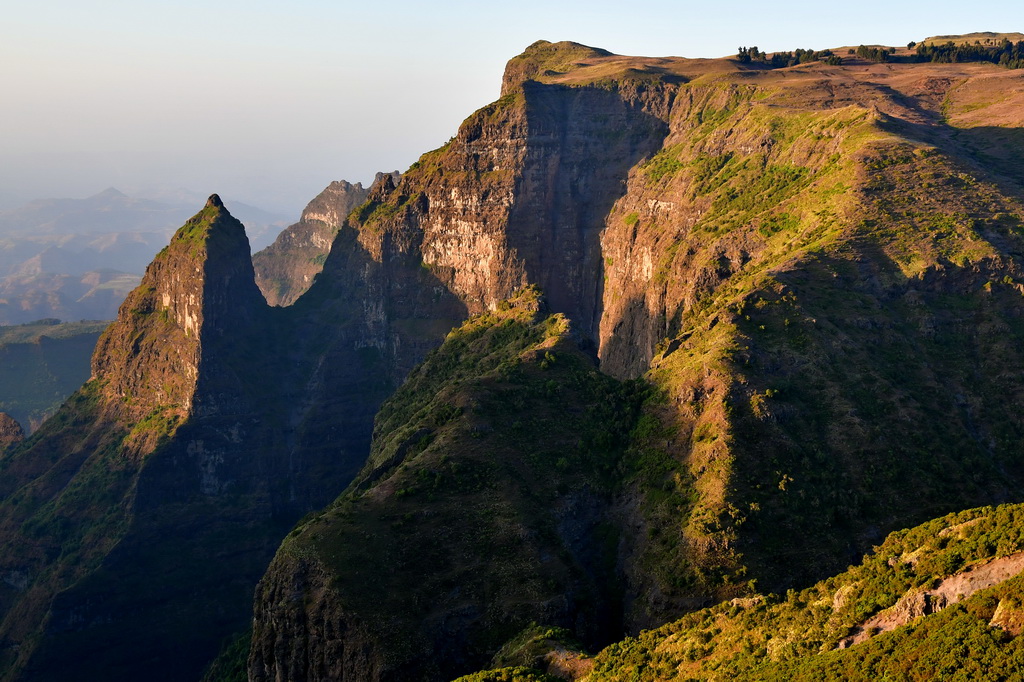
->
[2,1,1021,215]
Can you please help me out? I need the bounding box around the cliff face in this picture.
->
[342,45,672,339]
[247,41,1024,680]
[253,180,371,306]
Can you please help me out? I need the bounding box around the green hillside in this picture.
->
[0,319,107,431]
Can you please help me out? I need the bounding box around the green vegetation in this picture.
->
[737,46,842,67]
[504,39,613,81]
[452,667,561,682]
[490,623,584,668]
[588,504,1024,680]
[641,147,686,182]
[0,320,108,430]
[916,38,1024,68]
[259,287,645,680]
[201,631,251,682]
[856,45,894,62]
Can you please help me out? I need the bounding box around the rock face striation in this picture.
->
[253,179,370,306]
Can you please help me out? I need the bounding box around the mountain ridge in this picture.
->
[3,36,1024,681]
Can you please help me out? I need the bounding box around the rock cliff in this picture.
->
[246,40,1024,679]
[5,38,1024,682]
[253,180,370,306]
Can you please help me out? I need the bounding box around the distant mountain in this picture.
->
[0,188,291,246]
[0,189,292,323]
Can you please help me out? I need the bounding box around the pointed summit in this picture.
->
[91,196,265,443]
[90,187,128,200]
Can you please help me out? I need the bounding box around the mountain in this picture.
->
[241,39,1024,679]
[3,36,1024,681]
[0,189,290,324]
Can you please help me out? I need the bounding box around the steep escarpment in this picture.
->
[341,40,674,341]
[246,43,1024,681]
[594,62,1024,629]
[249,290,643,682]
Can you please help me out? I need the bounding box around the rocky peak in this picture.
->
[299,180,367,226]
[254,176,385,306]
[0,412,24,450]
[90,196,264,443]
[368,170,401,199]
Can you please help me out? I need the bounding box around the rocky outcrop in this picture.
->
[90,194,265,448]
[0,413,23,451]
[840,552,1024,647]
[253,180,371,306]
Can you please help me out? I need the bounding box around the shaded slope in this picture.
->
[0,320,108,431]
[249,290,644,682]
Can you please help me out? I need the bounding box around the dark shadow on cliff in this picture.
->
[727,240,1024,597]
[876,113,1024,195]
[505,80,670,345]
[4,215,467,682]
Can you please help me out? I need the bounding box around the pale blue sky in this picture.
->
[1,0,1021,215]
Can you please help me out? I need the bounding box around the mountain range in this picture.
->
[0,189,290,324]
[2,35,1024,681]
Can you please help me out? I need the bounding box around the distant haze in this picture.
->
[2,0,1018,215]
